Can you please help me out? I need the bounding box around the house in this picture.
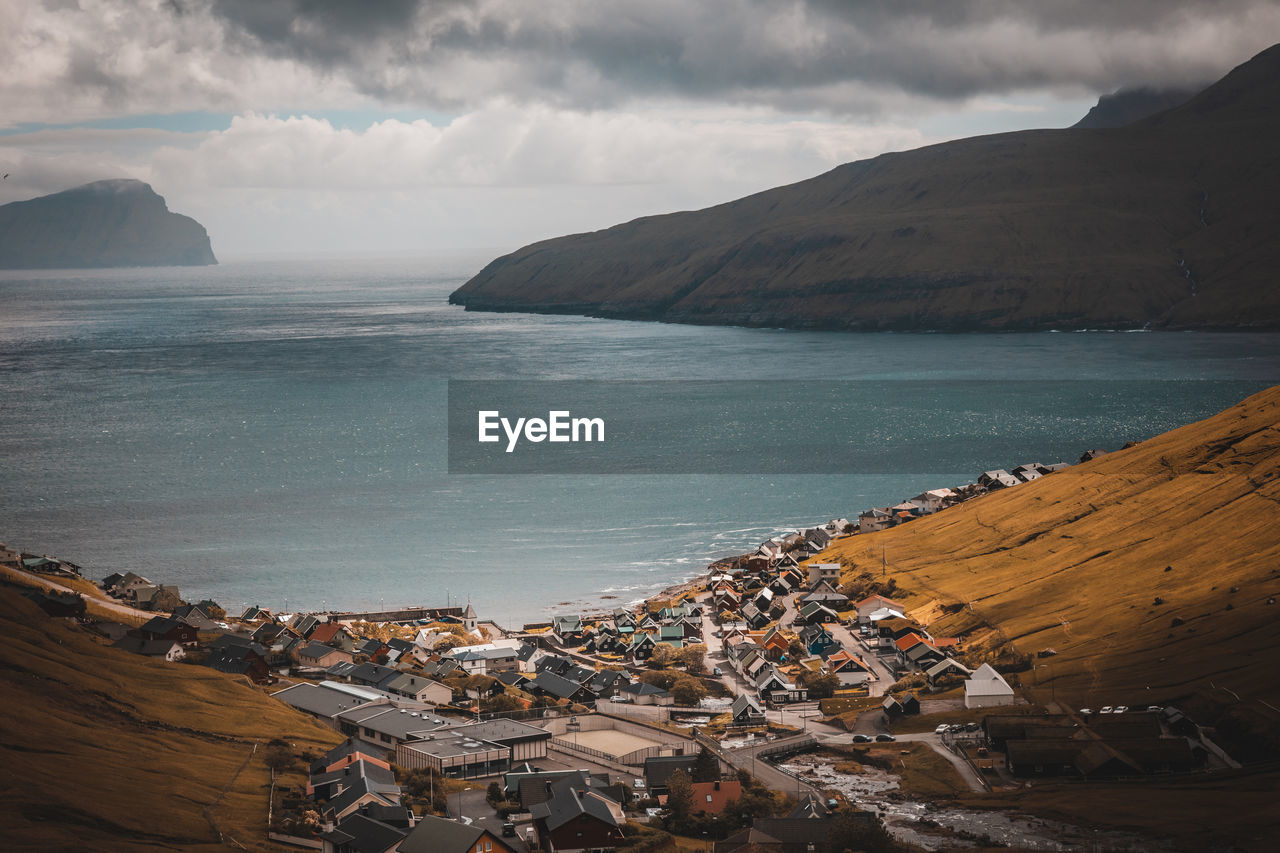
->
[205,641,271,682]
[112,635,185,661]
[1011,463,1043,482]
[299,642,356,670]
[963,663,1015,709]
[139,616,200,646]
[903,641,945,671]
[310,622,356,652]
[690,780,743,815]
[824,650,872,686]
[857,508,893,533]
[755,664,806,704]
[910,488,955,513]
[529,670,593,704]
[398,815,517,853]
[319,812,406,853]
[797,601,839,625]
[620,681,673,706]
[644,755,699,795]
[730,693,766,725]
[799,624,838,657]
[313,738,392,774]
[978,470,1020,490]
[552,614,585,645]
[530,774,626,853]
[854,595,906,625]
[382,673,452,705]
[924,657,972,686]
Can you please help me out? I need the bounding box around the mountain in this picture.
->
[0,588,339,850]
[1071,86,1201,128]
[451,44,1280,331]
[827,384,1280,739]
[0,179,217,269]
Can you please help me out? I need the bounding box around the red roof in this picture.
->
[895,632,927,652]
[855,594,905,609]
[308,623,345,644]
[689,780,743,815]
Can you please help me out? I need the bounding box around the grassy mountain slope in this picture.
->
[452,44,1280,331]
[0,179,217,269]
[827,385,1280,714]
[0,589,340,851]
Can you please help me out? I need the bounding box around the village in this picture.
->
[0,447,1236,852]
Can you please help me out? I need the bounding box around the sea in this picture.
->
[2,254,1279,628]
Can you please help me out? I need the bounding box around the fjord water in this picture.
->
[2,255,1278,627]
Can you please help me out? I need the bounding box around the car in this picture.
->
[875,733,896,742]
[964,722,980,732]
[1078,708,1094,715]
[712,667,723,676]
[949,724,966,733]
[1099,706,1114,714]
[852,733,873,743]
[502,823,517,838]
[1146,705,1163,713]
[935,724,950,734]
[1113,705,1129,714]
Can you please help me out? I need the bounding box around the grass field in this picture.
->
[0,587,342,851]
[825,386,1280,715]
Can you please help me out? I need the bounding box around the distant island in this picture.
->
[0,179,217,269]
[451,43,1280,331]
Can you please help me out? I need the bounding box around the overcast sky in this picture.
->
[1,0,1277,258]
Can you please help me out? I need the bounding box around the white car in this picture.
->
[1113,705,1129,714]
[1078,708,1093,715]
[1099,706,1114,714]
[935,724,949,734]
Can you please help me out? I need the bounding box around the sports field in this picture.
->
[563,728,662,758]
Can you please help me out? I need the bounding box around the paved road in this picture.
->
[5,567,165,621]
[450,788,532,850]
[714,735,822,799]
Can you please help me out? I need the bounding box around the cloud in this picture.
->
[0,105,926,252]
[141,107,925,192]
[4,0,1279,125]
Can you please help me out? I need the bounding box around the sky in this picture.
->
[1,0,1278,259]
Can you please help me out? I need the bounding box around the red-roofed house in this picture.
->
[690,780,743,815]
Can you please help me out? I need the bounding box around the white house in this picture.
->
[963,663,1016,709]
[807,562,841,588]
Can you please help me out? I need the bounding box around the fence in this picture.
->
[595,699,671,722]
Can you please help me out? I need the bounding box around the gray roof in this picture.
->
[449,719,551,745]
[398,815,486,853]
[530,775,623,832]
[272,682,373,719]
[321,813,405,853]
[311,759,399,795]
[336,705,452,741]
[325,777,398,818]
[731,694,764,718]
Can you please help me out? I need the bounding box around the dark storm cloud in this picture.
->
[200,0,1278,109]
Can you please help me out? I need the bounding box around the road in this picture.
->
[450,787,532,850]
[4,566,165,621]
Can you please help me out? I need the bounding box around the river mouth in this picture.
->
[776,751,1174,851]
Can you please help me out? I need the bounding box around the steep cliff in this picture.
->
[451,43,1280,331]
[0,179,217,269]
